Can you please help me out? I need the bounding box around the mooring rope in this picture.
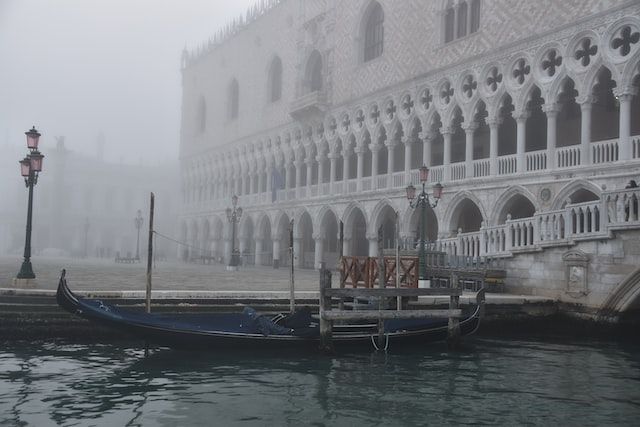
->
[370,333,390,351]
[152,230,210,254]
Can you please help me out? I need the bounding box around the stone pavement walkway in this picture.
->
[0,256,322,292]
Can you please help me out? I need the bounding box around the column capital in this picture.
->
[354,145,368,154]
[542,103,560,117]
[315,153,327,162]
[440,126,454,136]
[369,143,382,153]
[461,121,478,132]
[384,140,398,148]
[294,160,304,168]
[401,136,414,145]
[418,131,436,141]
[512,110,530,122]
[576,95,594,106]
[613,86,638,100]
[485,117,502,127]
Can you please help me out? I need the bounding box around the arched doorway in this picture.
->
[297,211,315,269]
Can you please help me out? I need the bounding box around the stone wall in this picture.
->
[504,229,640,309]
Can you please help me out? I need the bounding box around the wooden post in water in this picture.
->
[338,220,344,311]
[319,267,334,354]
[376,226,385,350]
[395,210,401,311]
[447,273,461,350]
[146,192,154,314]
[289,219,295,313]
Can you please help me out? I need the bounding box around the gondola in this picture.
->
[56,269,483,351]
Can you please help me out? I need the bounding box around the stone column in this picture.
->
[254,238,263,266]
[284,165,290,190]
[355,145,365,191]
[463,122,477,178]
[293,237,302,268]
[329,153,337,184]
[487,118,499,176]
[249,173,255,194]
[370,144,380,177]
[421,132,432,167]
[544,103,559,170]
[295,160,303,188]
[514,111,529,174]
[224,237,232,264]
[272,238,280,266]
[257,170,264,194]
[342,148,351,181]
[266,163,273,194]
[367,235,378,258]
[441,127,452,182]
[316,154,325,186]
[314,235,324,269]
[617,91,634,161]
[386,141,396,175]
[342,237,352,256]
[580,98,593,166]
[403,136,413,175]
[306,157,314,188]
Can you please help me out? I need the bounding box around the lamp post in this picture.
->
[225,194,243,269]
[16,127,44,280]
[83,217,90,258]
[406,165,443,284]
[134,210,144,260]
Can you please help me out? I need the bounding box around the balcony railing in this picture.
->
[191,136,639,209]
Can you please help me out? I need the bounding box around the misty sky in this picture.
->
[0,0,255,164]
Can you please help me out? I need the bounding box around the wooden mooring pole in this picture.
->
[289,219,295,314]
[319,267,333,354]
[446,273,461,350]
[376,226,385,350]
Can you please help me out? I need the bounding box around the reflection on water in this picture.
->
[1,337,639,426]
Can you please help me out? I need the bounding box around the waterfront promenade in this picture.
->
[0,256,320,292]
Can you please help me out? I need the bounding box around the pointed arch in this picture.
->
[551,179,602,210]
[442,191,487,234]
[361,1,385,62]
[490,186,540,225]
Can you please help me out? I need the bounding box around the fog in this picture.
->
[0,0,254,163]
[0,0,254,259]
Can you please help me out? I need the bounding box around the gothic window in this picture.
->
[306,50,323,92]
[228,79,239,120]
[457,2,467,39]
[444,0,480,44]
[268,56,282,102]
[444,8,455,43]
[197,96,206,133]
[470,0,481,33]
[363,1,384,62]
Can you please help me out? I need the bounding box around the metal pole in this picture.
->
[395,210,401,310]
[17,174,35,279]
[420,184,427,281]
[231,215,237,266]
[146,193,154,314]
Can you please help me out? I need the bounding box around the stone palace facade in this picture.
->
[179,0,640,313]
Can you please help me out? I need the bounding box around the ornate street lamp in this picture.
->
[134,210,144,260]
[16,127,44,280]
[406,165,443,284]
[225,194,243,268]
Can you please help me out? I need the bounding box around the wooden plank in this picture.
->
[322,309,463,321]
[325,288,462,298]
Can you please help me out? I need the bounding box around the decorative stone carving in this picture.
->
[562,250,590,297]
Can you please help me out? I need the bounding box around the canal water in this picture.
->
[1,336,639,426]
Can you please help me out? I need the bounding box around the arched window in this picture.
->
[197,96,206,133]
[457,2,467,38]
[470,0,481,33]
[268,56,282,102]
[444,7,455,43]
[363,1,384,62]
[228,79,239,120]
[306,51,323,92]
